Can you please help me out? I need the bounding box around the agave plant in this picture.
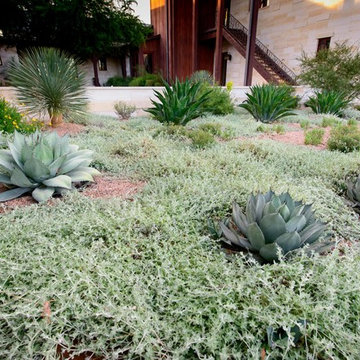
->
[346,175,360,212]
[145,78,210,126]
[0,131,100,202]
[239,84,298,123]
[8,47,88,127]
[219,191,330,262]
[305,91,350,116]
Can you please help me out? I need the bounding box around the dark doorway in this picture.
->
[221,52,232,86]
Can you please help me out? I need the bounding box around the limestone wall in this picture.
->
[225,0,360,85]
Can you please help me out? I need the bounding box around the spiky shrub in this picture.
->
[0,131,100,202]
[8,48,87,127]
[239,84,297,123]
[346,175,360,212]
[219,191,329,263]
[305,91,350,116]
[304,128,325,146]
[145,79,210,126]
[190,70,214,85]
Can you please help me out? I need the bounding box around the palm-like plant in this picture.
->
[145,78,210,126]
[239,84,298,123]
[8,48,88,127]
[0,131,100,202]
[305,91,350,116]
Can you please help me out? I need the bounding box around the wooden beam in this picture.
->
[244,0,260,86]
[166,0,174,81]
[192,0,198,73]
[214,0,225,83]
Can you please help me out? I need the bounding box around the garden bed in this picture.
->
[1,113,360,359]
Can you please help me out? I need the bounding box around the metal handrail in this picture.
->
[225,14,297,82]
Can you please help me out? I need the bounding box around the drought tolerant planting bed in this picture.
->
[1,111,360,359]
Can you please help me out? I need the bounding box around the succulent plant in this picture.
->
[0,131,100,203]
[219,191,330,262]
[346,175,360,211]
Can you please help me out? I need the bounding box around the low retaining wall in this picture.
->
[0,86,313,116]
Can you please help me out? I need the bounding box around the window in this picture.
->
[260,0,269,8]
[317,37,331,53]
[98,57,107,71]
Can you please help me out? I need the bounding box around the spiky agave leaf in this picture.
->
[145,78,211,126]
[346,175,360,212]
[0,131,100,203]
[218,190,331,263]
[8,47,88,122]
[305,91,350,116]
[239,85,297,123]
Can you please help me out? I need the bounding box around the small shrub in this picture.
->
[327,124,360,152]
[200,85,234,115]
[0,98,43,134]
[226,81,233,92]
[104,76,133,87]
[216,190,330,263]
[300,119,310,130]
[321,116,341,127]
[114,101,136,120]
[190,70,214,85]
[298,42,360,100]
[304,128,325,146]
[128,73,163,87]
[145,79,210,126]
[348,118,358,127]
[239,84,297,123]
[0,131,100,202]
[198,123,222,136]
[272,124,285,134]
[154,125,189,138]
[305,91,350,116]
[187,129,215,148]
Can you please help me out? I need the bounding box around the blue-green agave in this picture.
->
[219,191,330,262]
[346,175,360,212]
[0,131,100,202]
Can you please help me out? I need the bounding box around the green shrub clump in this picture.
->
[239,84,298,123]
[128,73,163,87]
[321,116,341,127]
[104,76,133,87]
[0,98,43,134]
[0,131,100,202]
[217,190,330,263]
[299,42,360,100]
[190,71,234,115]
[327,123,360,152]
[305,91,350,116]
[304,128,325,146]
[272,124,285,134]
[300,119,310,130]
[145,78,210,126]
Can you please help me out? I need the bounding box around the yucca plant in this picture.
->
[0,131,100,202]
[305,91,350,116]
[145,78,210,126]
[239,84,298,123]
[218,190,330,263]
[8,48,88,127]
[346,175,360,212]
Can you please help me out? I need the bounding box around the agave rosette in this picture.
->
[219,190,329,262]
[0,131,100,202]
[346,175,360,211]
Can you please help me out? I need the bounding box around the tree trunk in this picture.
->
[92,56,100,87]
[50,113,63,128]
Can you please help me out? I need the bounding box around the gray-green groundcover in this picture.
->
[1,113,360,359]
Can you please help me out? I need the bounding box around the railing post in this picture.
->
[244,0,260,86]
